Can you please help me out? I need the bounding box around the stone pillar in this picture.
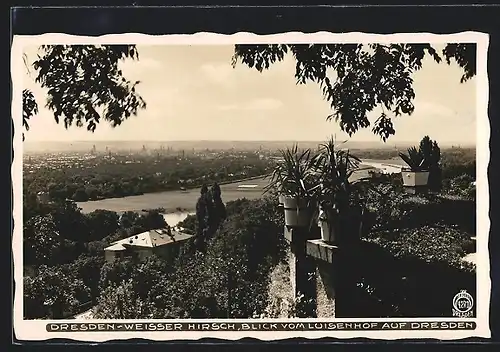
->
[305,239,338,318]
[284,226,317,317]
[306,239,362,318]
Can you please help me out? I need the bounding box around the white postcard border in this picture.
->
[11,31,491,342]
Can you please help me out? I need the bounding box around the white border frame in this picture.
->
[11,31,491,341]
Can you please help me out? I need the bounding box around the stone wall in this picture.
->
[305,239,338,318]
[315,261,336,318]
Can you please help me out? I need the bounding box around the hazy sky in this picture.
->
[22,44,477,145]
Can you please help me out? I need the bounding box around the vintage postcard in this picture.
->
[11,31,491,342]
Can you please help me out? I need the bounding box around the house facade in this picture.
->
[104,228,193,263]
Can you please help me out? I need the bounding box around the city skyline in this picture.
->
[22,44,477,145]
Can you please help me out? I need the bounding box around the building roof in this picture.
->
[105,228,193,251]
[105,243,127,252]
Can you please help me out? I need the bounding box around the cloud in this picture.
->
[199,62,234,85]
[216,98,284,112]
[246,98,284,110]
[414,101,457,117]
[217,104,239,111]
[119,57,163,77]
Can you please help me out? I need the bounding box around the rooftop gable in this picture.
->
[105,228,193,251]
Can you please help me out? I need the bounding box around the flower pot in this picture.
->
[320,225,335,243]
[318,208,336,244]
[278,194,286,206]
[318,206,365,245]
[283,196,312,227]
[401,170,430,187]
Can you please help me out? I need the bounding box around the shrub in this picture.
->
[442,160,476,180]
[92,197,286,319]
[364,183,475,235]
[63,255,106,302]
[93,279,158,319]
[177,214,197,234]
[443,174,476,200]
[24,265,91,319]
[368,225,475,270]
[347,225,476,318]
[349,180,477,318]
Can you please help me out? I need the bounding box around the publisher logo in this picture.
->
[452,290,474,317]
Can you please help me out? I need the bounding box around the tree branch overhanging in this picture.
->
[22,45,146,140]
[232,43,476,141]
[21,43,476,142]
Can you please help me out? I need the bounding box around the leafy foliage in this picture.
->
[233,43,476,140]
[23,214,61,267]
[347,236,475,318]
[22,89,38,141]
[313,136,364,206]
[24,265,90,319]
[62,255,105,301]
[310,137,375,242]
[194,182,228,249]
[22,145,477,320]
[419,136,441,168]
[264,144,320,199]
[132,209,168,233]
[195,185,211,238]
[443,174,476,200]
[93,278,157,319]
[398,136,441,175]
[21,43,475,141]
[364,182,476,235]
[399,146,425,171]
[93,197,286,319]
[343,180,477,318]
[85,209,120,241]
[210,182,227,232]
[419,136,442,190]
[23,45,146,136]
[440,147,476,180]
[368,225,475,271]
[442,44,477,83]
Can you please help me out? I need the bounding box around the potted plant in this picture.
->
[265,144,320,227]
[263,165,287,208]
[418,136,442,192]
[312,137,369,245]
[399,146,430,187]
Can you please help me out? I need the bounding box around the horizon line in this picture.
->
[24,139,476,144]
[23,141,477,149]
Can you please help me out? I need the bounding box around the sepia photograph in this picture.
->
[12,32,490,341]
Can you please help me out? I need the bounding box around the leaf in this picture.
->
[233,43,475,141]
[28,45,146,136]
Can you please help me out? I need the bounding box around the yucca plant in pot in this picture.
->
[399,146,430,187]
[264,144,320,228]
[313,137,369,245]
